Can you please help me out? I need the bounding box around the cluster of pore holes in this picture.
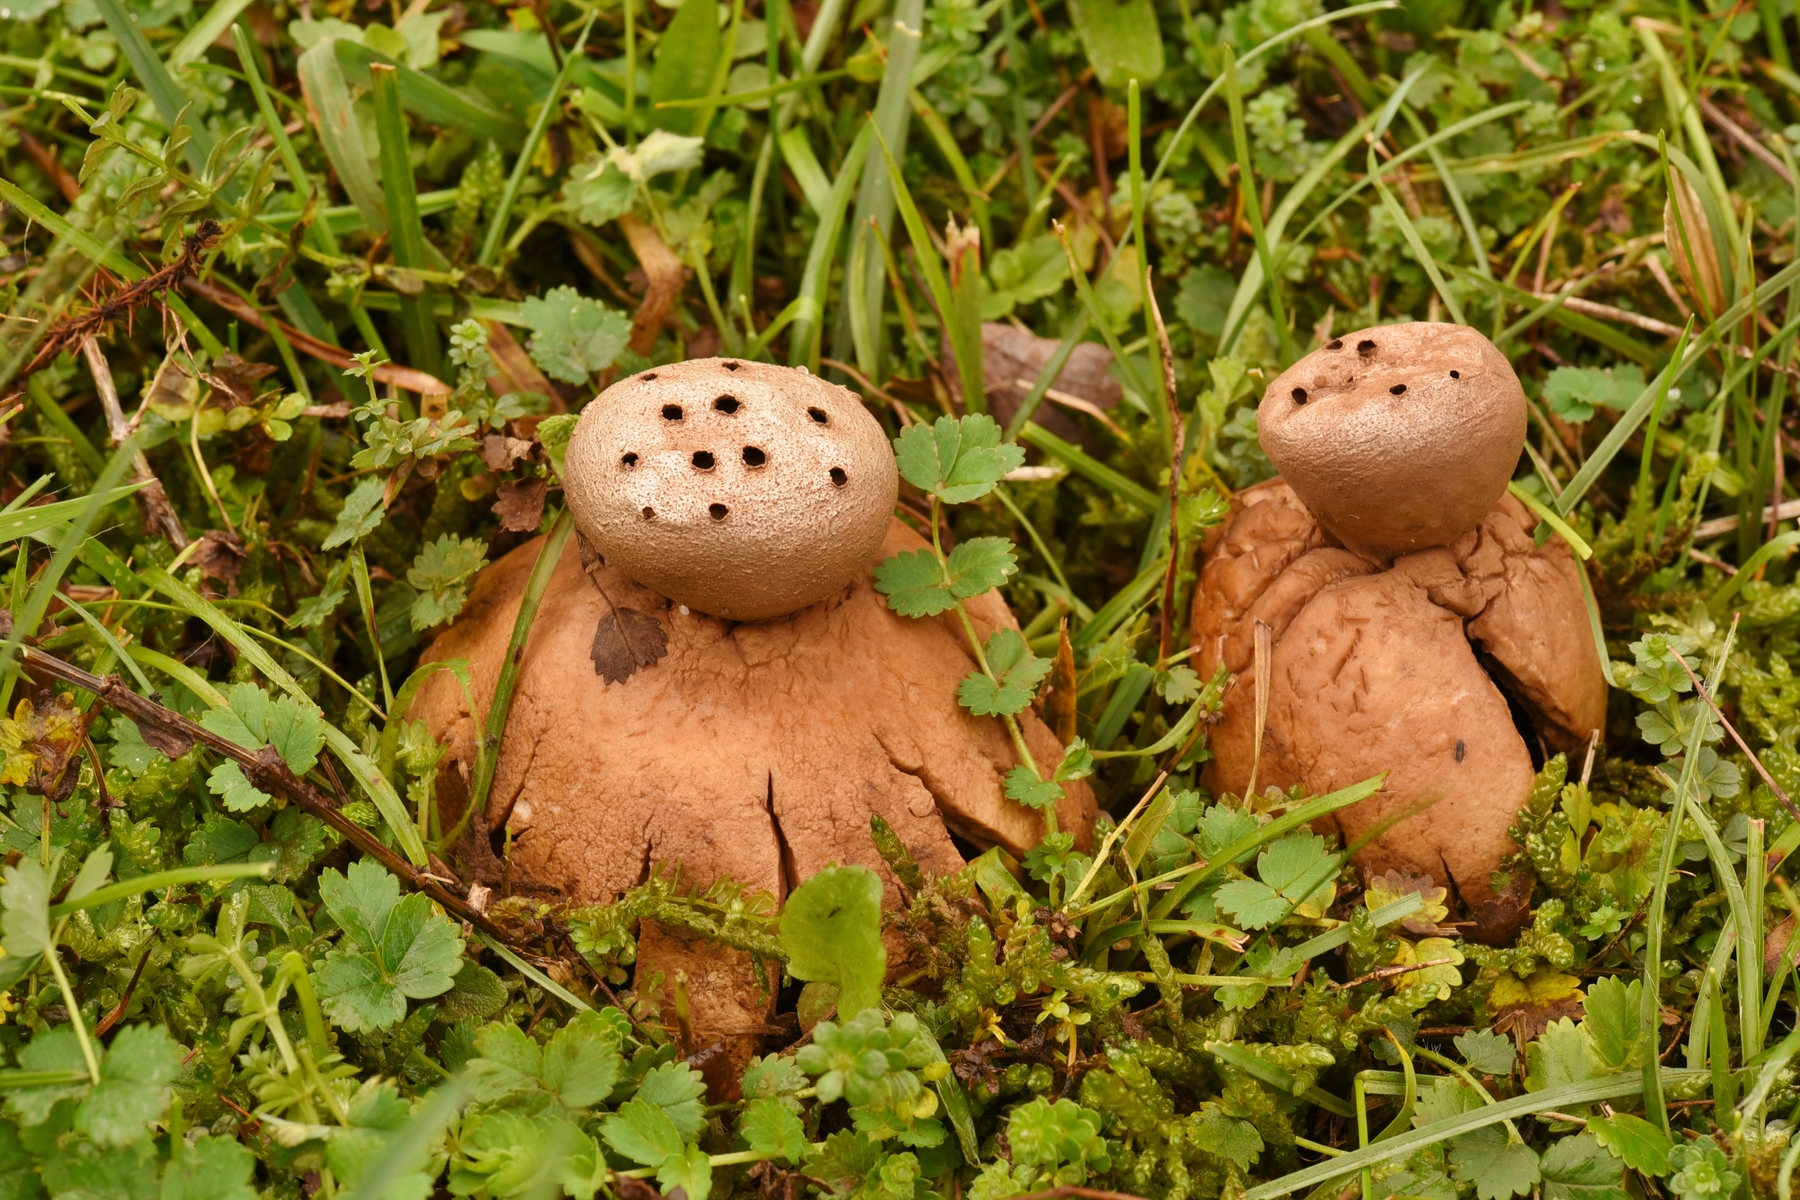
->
[1291,336,1462,403]
[627,373,850,516]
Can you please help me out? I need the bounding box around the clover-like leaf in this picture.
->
[322,475,387,550]
[407,534,489,630]
[1005,764,1063,810]
[520,286,629,385]
[958,629,1052,716]
[894,415,1024,503]
[315,861,464,1032]
[944,536,1018,598]
[742,1096,808,1165]
[874,548,952,617]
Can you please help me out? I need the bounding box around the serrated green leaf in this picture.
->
[520,286,629,384]
[78,1024,179,1148]
[874,548,953,617]
[1194,1109,1262,1170]
[1,857,53,960]
[945,536,1018,598]
[1213,878,1286,929]
[1456,1028,1517,1076]
[1539,1132,1626,1200]
[1578,975,1645,1071]
[314,861,464,1032]
[323,476,388,550]
[636,1061,708,1139]
[406,534,489,630]
[600,1097,685,1166]
[206,761,270,812]
[742,1096,807,1164]
[542,1014,624,1109]
[199,684,325,776]
[1005,764,1063,810]
[1587,1113,1671,1175]
[656,1142,713,1200]
[742,1055,808,1101]
[958,629,1052,716]
[1527,1019,1598,1093]
[161,1134,261,1200]
[1450,1126,1540,1200]
[894,415,1025,503]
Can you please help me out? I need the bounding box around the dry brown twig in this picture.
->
[9,221,222,396]
[80,337,189,548]
[11,640,574,973]
[1672,652,1800,828]
[1146,269,1184,664]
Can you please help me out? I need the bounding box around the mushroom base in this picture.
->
[412,518,1095,1059]
[1190,480,1607,941]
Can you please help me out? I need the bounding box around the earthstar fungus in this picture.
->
[413,358,1094,1049]
[1192,323,1606,939]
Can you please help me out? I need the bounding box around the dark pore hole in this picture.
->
[742,446,766,466]
[1291,387,1308,404]
[1327,339,1343,350]
[709,503,729,521]
[1389,384,1407,395]
[643,372,658,382]
[1357,339,1377,355]
[662,404,683,420]
[830,467,847,487]
[692,451,716,470]
[621,452,639,467]
[641,506,655,520]
[1450,369,1461,379]
[722,361,740,371]
[714,395,740,414]
[808,407,829,424]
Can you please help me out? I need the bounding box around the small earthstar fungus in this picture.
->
[1191,323,1607,940]
[413,358,1094,1053]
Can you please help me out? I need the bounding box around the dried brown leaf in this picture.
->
[480,434,538,472]
[191,529,247,582]
[492,478,547,532]
[205,352,279,407]
[590,607,669,684]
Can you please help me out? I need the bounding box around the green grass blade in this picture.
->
[50,862,274,917]
[478,14,595,267]
[91,0,211,170]
[169,0,256,67]
[1019,422,1158,512]
[371,63,442,378]
[147,567,428,865]
[1246,1068,1709,1199]
[871,121,983,405]
[788,123,874,369]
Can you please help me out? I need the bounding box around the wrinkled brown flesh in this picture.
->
[412,518,1095,1049]
[1191,482,1605,937]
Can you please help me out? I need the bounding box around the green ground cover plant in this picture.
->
[2,0,1800,1194]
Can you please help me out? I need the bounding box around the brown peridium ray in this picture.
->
[412,357,1095,1064]
[1190,322,1608,942]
